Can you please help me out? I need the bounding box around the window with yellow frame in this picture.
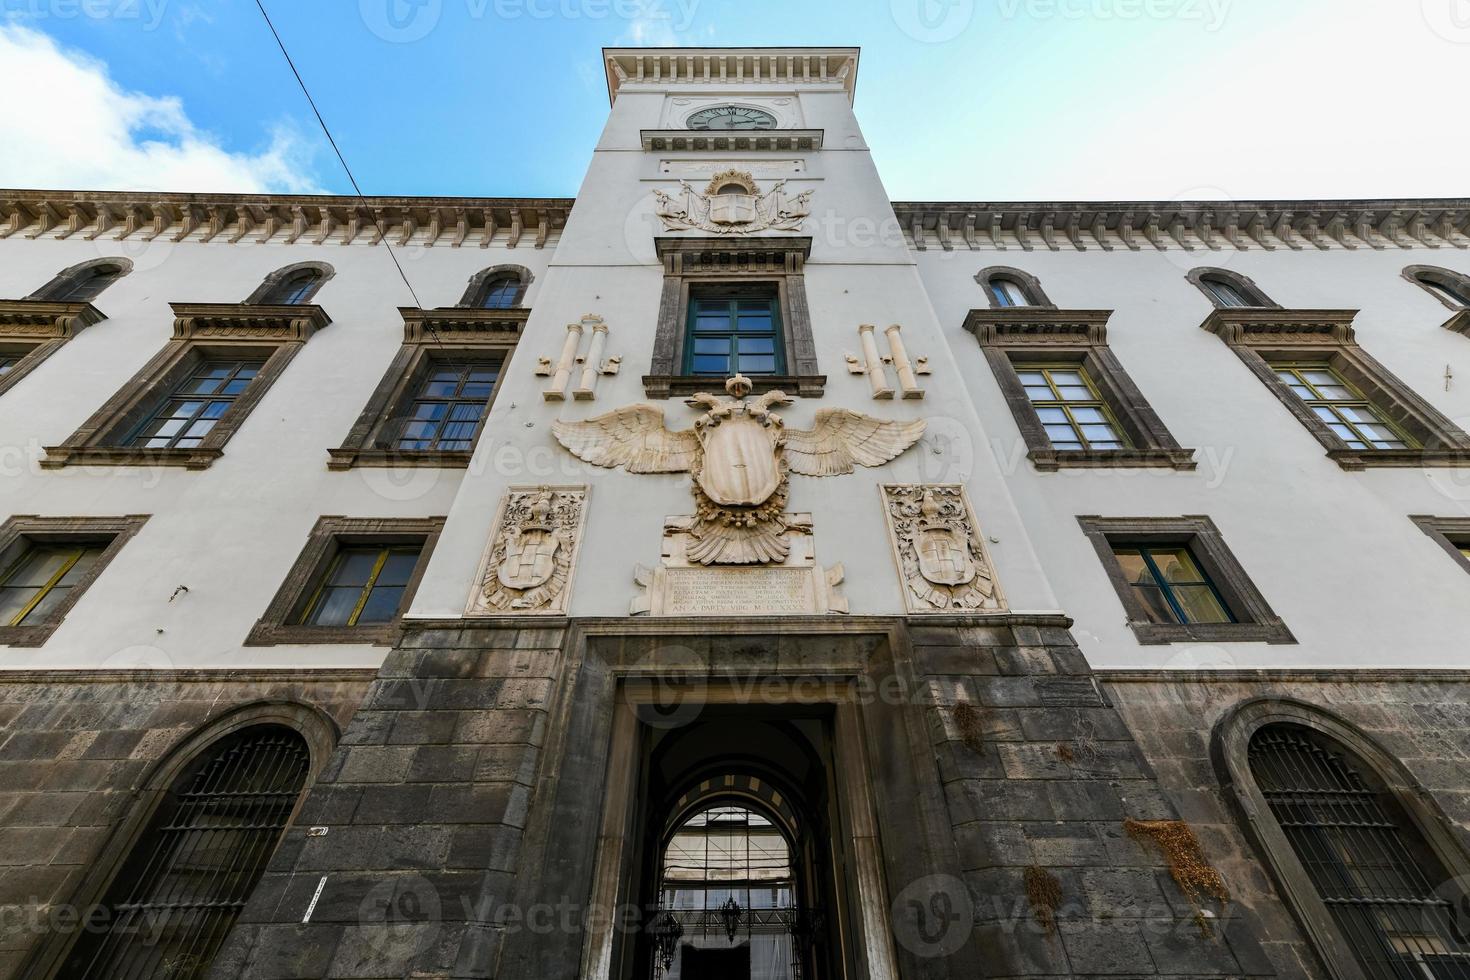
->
[295,544,422,628]
[1014,363,1130,451]
[1272,363,1415,450]
[0,542,107,627]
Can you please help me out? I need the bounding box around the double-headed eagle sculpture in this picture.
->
[552,375,926,565]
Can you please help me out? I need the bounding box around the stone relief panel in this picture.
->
[653,170,812,234]
[880,484,1006,614]
[468,485,587,616]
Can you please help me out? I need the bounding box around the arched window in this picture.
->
[30,258,131,303]
[1188,267,1274,308]
[459,265,531,309]
[653,802,798,977]
[59,725,311,980]
[252,265,328,305]
[1405,265,1470,309]
[975,266,1050,309]
[1247,723,1470,979]
[477,276,521,309]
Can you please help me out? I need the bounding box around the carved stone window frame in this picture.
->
[1212,698,1470,980]
[243,261,334,305]
[458,264,533,308]
[965,308,1196,470]
[329,307,524,469]
[41,302,330,470]
[245,515,445,646]
[0,299,106,400]
[1186,266,1279,309]
[645,236,822,399]
[1402,264,1470,335]
[1076,514,1295,645]
[0,515,148,647]
[26,256,134,303]
[1201,308,1470,469]
[1409,515,1470,576]
[974,265,1053,309]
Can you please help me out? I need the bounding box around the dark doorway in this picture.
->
[628,710,846,980]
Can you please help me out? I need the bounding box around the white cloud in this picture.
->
[0,23,322,193]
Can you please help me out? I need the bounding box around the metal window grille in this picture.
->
[62,726,310,980]
[1250,725,1470,979]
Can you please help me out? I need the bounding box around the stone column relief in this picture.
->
[845,323,930,399]
[880,484,1006,613]
[468,484,587,614]
[535,314,620,401]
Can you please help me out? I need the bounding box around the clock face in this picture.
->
[686,105,777,131]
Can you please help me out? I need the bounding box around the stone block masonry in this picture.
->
[0,671,370,980]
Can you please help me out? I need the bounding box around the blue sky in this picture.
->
[2,0,1467,200]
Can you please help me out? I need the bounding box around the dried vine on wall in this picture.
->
[1124,818,1229,934]
[1024,865,1063,934]
[953,702,986,754]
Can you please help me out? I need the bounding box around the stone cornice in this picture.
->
[893,200,1470,252]
[0,299,104,338]
[640,129,823,152]
[0,190,572,249]
[398,306,527,344]
[654,235,812,274]
[169,302,331,342]
[1200,308,1359,346]
[604,47,859,104]
[963,308,1112,346]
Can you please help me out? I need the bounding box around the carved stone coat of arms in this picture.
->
[653,170,812,235]
[881,484,1006,613]
[471,486,587,615]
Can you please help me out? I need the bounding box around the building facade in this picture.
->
[1,44,1469,980]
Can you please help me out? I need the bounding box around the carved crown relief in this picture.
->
[553,375,926,567]
[469,485,587,615]
[653,171,813,235]
[881,484,1006,614]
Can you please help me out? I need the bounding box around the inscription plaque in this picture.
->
[631,511,847,616]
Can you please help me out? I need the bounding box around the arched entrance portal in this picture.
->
[634,715,843,980]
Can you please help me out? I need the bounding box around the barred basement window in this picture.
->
[1249,725,1470,980]
[59,725,310,980]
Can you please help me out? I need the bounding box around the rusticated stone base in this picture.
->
[206,617,1277,980]
[0,670,371,980]
[1100,670,1470,980]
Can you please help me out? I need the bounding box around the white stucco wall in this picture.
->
[915,242,1470,670]
[2,47,1466,675]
